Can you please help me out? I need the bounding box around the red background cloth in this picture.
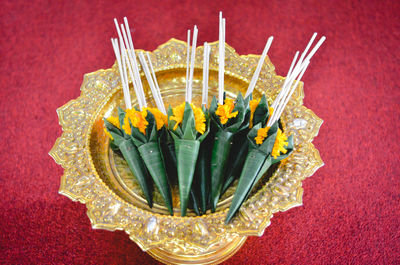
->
[1,0,399,264]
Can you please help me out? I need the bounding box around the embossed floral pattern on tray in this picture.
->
[49,39,323,255]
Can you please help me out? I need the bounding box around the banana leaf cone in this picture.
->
[225,121,294,224]
[159,128,178,185]
[119,139,153,208]
[221,130,249,196]
[208,94,250,212]
[127,109,174,215]
[138,141,173,214]
[103,108,153,208]
[244,134,294,203]
[168,103,209,216]
[192,132,213,214]
[221,94,271,195]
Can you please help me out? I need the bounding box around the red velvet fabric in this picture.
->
[1,0,399,264]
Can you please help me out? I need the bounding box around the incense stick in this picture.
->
[118,22,147,108]
[122,18,147,107]
[271,51,299,110]
[269,34,325,125]
[245,36,274,98]
[218,12,225,105]
[187,25,198,103]
[111,38,131,109]
[202,42,210,106]
[120,41,132,109]
[138,52,165,113]
[185,30,191,102]
[274,60,310,122]
[146,53,166,115]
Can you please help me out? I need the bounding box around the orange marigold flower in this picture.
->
[169,102,186,130]
[215,98,238,125]
[123,108,148,135]
[146,107,167,130]
[271,128,288,159]
[106,116,120,129]
[249,98,260,128]
[255,126,270,145]
[191,103,206,134]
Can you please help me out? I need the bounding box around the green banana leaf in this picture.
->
[225,122,293,223]
[192,134,212,214]
[120,110,174,215]
[210,129,234,212]
[221,130,249,196]
[119,139,153,207]
[237,135,294,219]
[252,95,270,127]
[168,103,209,216]
[159,128,178,185]
[138,141,173,215]
[174,139,200,216]
[244,135,294,202]
[104,111,154,209]
[225,147,270,223]
[208,94,251,212]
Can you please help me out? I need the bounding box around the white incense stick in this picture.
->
[122,17,146,105]
[114,33,144,109]
[120,41,132,109]
[202,42,210,106]
[269,34,325,125]
[269,61,310,126]
[245,36,274,98]
[187,25,198,103]
[146,53,166,115]
[111,38,131,109]
[218,12,226,105]
[185,30,191,102]
[118,22,147,108]
[268,61,305,126]
[271,51,299,110]
[302,36,326,66]
[273,60,310,122]
[296,33,317,70]
[138,52,165,112]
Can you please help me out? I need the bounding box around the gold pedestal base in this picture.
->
[147,236,247,265]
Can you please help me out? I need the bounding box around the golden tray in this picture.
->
[49,39,323,264]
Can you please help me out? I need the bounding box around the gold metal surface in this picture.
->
[49,39,323,264]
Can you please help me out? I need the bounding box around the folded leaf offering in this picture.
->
[122,107,174,215]
[225,104,293,223]
[208,93,250,212]
[103,108,153,208]
[168,102,209,216]
[190,106,212,215]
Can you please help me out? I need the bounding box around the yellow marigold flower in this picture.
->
[255,126,270,145]
[249,98,260,128]
[169,102,186,130]
[104,128,113,140]
[122,115,132,135]
[215,98,238,125]
[123,108,148,135]
[191,103,206,134]
[271,128,288,159]
[106,116,120,129]
[146,107,167,130]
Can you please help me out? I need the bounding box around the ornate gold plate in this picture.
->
[49,39,323,264]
